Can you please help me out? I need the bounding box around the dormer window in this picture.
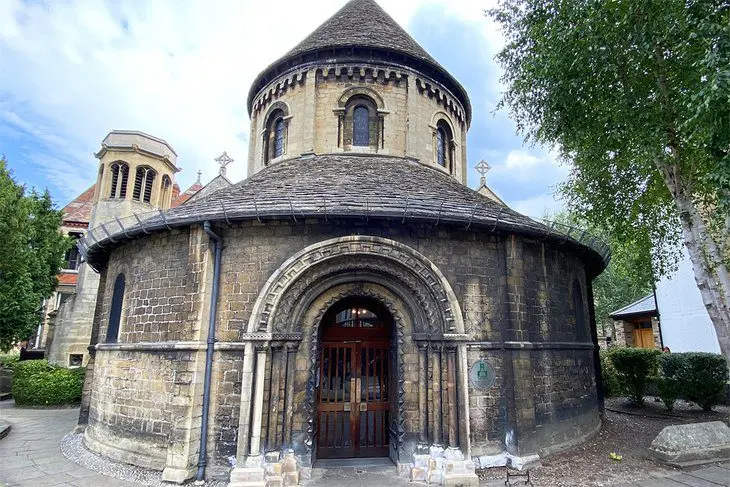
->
[109,162,129,199]
[133,166,156,203]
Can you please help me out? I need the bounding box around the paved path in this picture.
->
[0,400,135,487]
[1,400,728,486]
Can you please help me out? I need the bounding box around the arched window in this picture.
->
[160,175,172,207]
[353,106,370,146]
[434,120,453,171]
[573,279,588,342]
[109,162,129,199]
[264,106,289,165]
[274,118,286,158]
[133,166,156,203]
[106,273,125,343]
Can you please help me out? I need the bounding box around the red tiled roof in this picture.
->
[57,273,78,286]
[171,182,203,208]
[62,185,95,226]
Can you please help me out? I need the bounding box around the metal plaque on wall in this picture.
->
[470,360,496,390]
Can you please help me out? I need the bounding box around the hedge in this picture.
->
[676,352,729,411]
[600,349,620,398]
[11,359,84,406]
[609,347,661,405]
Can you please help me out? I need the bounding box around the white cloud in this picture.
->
[0,0,518,207]
[510,193,565,219]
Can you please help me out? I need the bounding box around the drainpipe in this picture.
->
[196,221,222,484]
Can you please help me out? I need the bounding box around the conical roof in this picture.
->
[247,0,471,124]
[285,0,438,66]
[82,155,609,273]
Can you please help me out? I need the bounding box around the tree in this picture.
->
[0,158,69,352]
[489,0,730,360]
[546,211,653,333]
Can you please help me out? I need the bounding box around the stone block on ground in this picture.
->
[649,421,730,466]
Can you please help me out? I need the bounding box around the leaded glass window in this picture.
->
[353,106,369,146]
[106,273,126,343]
[274,118,285,158]
[436,128,446,167]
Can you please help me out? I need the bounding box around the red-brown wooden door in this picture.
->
[317,340,390,458]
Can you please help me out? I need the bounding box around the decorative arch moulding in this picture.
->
[252,71,308,115]
[246,236,465,335]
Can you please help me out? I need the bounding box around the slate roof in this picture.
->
[610,294,657,319]
[82,154,609,272]
[61,185,95,226]
[247,0,471,124]
[285,0,438,66]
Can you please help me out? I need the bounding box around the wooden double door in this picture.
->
[317,340,390,458]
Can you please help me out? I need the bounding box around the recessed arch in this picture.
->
[247,236,464,335]
[337,86,385,110]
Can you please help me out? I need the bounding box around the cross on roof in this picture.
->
[475,159,491,186]
[215,151,233,176]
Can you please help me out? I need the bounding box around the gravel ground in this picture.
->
[477,397,730,487]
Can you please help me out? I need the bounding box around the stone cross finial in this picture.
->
[215,151,233,177]
[475,159,491,187]
[196,170,202,184]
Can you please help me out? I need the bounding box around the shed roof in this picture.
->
[81,154,610,273]
[610,294,657,319]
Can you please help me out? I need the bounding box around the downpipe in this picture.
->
[196,221,223,484]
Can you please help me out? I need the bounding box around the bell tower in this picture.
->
[47,131,179,367]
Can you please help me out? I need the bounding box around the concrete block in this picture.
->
[650,421,730,466]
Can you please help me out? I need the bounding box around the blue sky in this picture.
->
[0,0,567,217]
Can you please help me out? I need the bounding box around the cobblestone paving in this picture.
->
[1,400,728,486]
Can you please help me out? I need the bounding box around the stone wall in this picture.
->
[86,219,600,482]
[247,65,468,184]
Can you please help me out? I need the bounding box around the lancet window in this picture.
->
[106,273,125,343]
[109,162,129,199]
[264,106,289,165]
[434,120,454,171]
[133,166,156,203]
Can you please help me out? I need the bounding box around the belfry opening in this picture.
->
[317,296,394,460]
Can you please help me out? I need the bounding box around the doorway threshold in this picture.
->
[313,457,394,469]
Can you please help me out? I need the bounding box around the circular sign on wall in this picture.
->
[470,360,496,390]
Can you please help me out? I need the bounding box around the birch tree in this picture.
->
[489,0,730,359]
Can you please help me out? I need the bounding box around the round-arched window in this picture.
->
[274,118,286,158]
[353,106,370,147]
[436,128,446,167]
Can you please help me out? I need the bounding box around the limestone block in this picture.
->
[411,466,427,482]
[413,453,430,468]
[427,470,444,485]
[429,445,445,458]
[281,452,298,473]
[160,466,193,484]
[282,471,299,486]
[229,466,266,486]
[428,456,445,472]
[650,421,730,466]
[265,479,283,487]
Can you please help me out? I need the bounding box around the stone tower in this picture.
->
[47,131,178,366]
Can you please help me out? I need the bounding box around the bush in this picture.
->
[679,352,728,411]
[600,349,620,397]
[11,359,84,406]
[0,353,20,370]
[657,353,684,411]
[609,348,661,405]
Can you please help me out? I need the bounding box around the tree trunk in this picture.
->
[655,159,730,362]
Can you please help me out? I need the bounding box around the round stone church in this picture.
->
[76,0,608,485]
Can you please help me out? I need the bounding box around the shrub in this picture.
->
[678,352,728,411]
[600,349,620,397]
[0,353,20,370]
[11,359,84,406]
[609,347,660,405]
[657,353,684,411]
